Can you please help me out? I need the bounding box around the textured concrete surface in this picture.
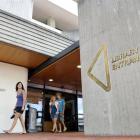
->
[78,0,140,135]
[0,133,140,140]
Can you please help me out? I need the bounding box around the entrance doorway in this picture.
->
[43,90,79,132]
[25,87,83,132]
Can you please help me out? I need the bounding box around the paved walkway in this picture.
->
[0,132,140,140]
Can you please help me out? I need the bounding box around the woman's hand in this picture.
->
[22,107,24,111]
[60,112,64,115]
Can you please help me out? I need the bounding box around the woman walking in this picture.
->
[49,96,59,133]
[56,93,67,133]
[4,82,27,134]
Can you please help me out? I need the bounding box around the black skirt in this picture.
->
[15,107,24,114]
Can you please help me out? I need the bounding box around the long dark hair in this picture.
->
[16,82,25,91]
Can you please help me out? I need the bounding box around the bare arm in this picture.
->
[22,90,27,110]
[55,102,59,113]
[49,102,52,114]
[50,107,51,114]
[49,108,51,114]
[62,100,65,114]
[14,94,17,109]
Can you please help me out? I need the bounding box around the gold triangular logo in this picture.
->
[87,44,111,92]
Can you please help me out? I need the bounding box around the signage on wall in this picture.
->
[87,44,111,92]
[112,48,140,70]
[87,44,140,92]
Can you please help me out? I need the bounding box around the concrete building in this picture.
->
[0,0,82,133]
[1,0,140,137]
[78,0,140,136]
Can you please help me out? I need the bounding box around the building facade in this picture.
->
[78,0,140,136]
[3,0,140,136]
[0,0,81,133]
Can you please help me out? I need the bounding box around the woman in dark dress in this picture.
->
[4,82,27,134]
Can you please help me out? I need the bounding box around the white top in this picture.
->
[49,101,59,107]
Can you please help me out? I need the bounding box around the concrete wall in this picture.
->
[0,0,33,20]
[0,62,28,133]
[63,30,79,41]
[78,0,140,136]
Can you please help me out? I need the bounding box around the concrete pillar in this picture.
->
[78,0,140,136]
[47,17,56,28]
[0,0,34,20]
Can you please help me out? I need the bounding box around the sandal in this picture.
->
[3,130,12,134]
[19,132,26,134]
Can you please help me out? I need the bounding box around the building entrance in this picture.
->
[25,87,83,133]
[43,90,79,132]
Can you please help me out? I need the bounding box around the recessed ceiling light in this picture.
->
[77,65,81,69]
[49,79,54,82]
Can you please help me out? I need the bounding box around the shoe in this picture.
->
[20,131,26,134]
[63,127,67,132]
[58,130,62,133]
[10,114,15,119]
[51,130,55,133]
[3,130,11,134]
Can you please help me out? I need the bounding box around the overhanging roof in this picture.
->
[29,41,79,77]
[0,9,81,90]
[0,9,74,57]
[0,41,49,69]
[29,41,81,91]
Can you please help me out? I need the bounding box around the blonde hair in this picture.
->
[50,95,56,102]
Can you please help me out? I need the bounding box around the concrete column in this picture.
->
[0,0,34,20]
[78,0,140,136]
[47,17,56,28]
